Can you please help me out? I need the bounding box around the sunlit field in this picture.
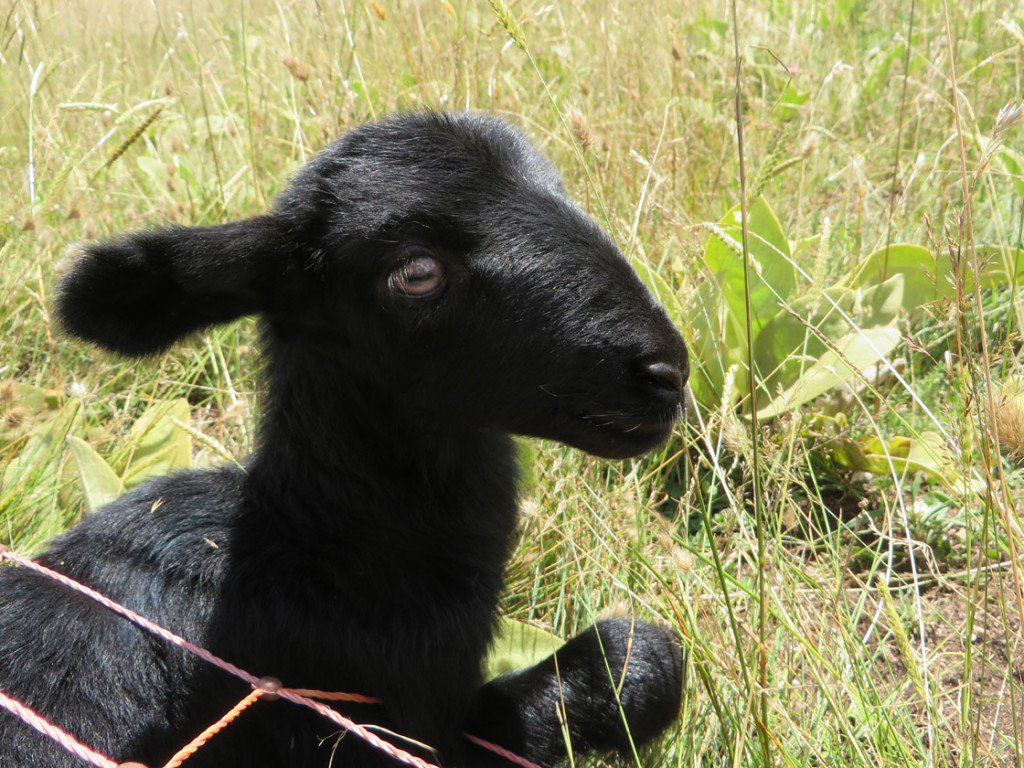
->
[2,0,1024,765]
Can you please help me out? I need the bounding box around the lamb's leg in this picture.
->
[465,617,684,768]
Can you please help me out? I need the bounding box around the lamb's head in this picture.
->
[57,112,687,460]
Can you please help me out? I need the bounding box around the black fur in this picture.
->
[0,113,687,767]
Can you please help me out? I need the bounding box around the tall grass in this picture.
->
[2,0,1023,766]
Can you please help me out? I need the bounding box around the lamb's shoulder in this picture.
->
[39,466,245,594]
[0,468,247,767]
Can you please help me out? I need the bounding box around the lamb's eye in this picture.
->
[388,250,446,298]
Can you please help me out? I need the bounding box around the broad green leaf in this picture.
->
[833,432,959,488]
[863,43,906,103]
[790,234,821,264]
[692,196,797,408]
[701,196,797,348]
[829,435,871,471]
[847,244,936,314]
[191,114,236,137]
[9,382,56,414]
[685,15,728,43]
[688,279,747,408]
[0,404,82,528]
[756,326,902,420]
[860,433,951,480]
[971,244,1024,293]
[2,431,59,492]
[753,275,904,410]
[850,242,1024,315]
[136,156,177,203]
[121,399,192,489]
[0,383,61,451]
[515,437,538,493]
[67,435,125,513]
[137,155,169,182]
[777,82,809,120]
[972,132,1024,200]
[484,618,563,682]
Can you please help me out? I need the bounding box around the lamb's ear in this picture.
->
[57,214,292,357]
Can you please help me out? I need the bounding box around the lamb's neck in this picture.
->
[240,354,521,548]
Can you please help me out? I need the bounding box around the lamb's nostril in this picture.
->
[642,360,683,394]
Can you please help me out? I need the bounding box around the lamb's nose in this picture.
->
[642,360,684,394]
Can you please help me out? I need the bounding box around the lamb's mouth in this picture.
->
[567,403,683,459]
[587,407,681,438]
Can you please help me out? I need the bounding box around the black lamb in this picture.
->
[0,112,688,768]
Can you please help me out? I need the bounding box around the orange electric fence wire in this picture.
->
[161,688,264,768]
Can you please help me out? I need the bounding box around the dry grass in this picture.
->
[2,0,1024,766]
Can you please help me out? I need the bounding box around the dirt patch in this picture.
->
[864,579,1024,766]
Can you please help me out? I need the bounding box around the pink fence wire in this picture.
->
[0,686,117,768]
[0,546,544,768]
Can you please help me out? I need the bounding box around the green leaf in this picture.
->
[136,156,176,202]
[688,279,746,407]
[848,243,948,314]
[691,196,797,408]
[850,242,1024,316]
[136,155,168,181]
[754,275,904,404]
[0,383,61,451]
[861,433,949,479]
[702,196,796,346]
[11,382,54,414]
[0,404,82,532]
[756,326,902,420]
[863,43,906,103]
[777,82,809,120]
[66,435,125,513]
[971,244,1024,293]
[833,432,960,488]
[483,618,563,682]
[790,234,821,264]
[2,430,60,492]
[120,399,193,489]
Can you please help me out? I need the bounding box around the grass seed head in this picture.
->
[487,0,527,52]
[993,102,1024,139]
[991,380,1024,461]
[104,103,166,170]
[978,103,1024,178]
[671,546,695,572]
[569,111,593,153]
[999,17,1024,48]
[282,54,311,82]
[3,406,26,431]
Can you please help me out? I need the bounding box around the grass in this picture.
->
[2,0,1024,766]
